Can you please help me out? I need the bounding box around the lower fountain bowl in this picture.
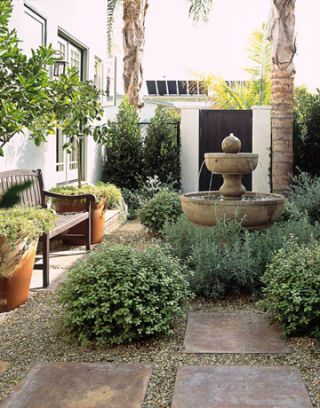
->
[181,191,285,230]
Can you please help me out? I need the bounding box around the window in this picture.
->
[94,57,104,91]
[56,35,85,180]
[23,5,46,57]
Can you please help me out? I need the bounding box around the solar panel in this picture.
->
[156,80,167,95]
[188,81,198,95]
[167,80,178,95]
[146,80,157,95]
[178,81,188,95]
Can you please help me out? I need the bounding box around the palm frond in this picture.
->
[107,0,120,56]
[188,0,213,22]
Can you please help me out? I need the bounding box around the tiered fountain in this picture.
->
[181,133,285,229]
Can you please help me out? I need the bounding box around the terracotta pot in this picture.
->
[0,237,38,313]
[54,199,107,245]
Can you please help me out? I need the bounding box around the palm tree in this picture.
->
[107,0,148,109]
[269,0,296,195]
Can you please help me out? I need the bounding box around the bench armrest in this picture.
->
[43,190,96,202]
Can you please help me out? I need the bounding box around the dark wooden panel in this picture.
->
[199,110,252,191]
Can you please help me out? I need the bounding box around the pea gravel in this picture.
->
[0,223,319,407]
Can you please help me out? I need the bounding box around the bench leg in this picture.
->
[86,217,92,251]
[42,234,50,288]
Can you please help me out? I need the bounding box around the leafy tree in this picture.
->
[102,98,143,189]
[52,68,104,188]
[0,0,56,156]
[144,107,180,186]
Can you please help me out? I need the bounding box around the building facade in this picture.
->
[0,0,108,189]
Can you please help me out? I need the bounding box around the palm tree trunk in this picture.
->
[269,0,296,196]
[123,0,148,109]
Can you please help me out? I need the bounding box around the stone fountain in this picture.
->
[181,133,285,229]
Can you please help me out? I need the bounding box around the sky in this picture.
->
[113,0,320,91]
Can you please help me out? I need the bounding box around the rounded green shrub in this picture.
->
[58,244,191,345]
[138,191,182,234]
[260,239,320,338]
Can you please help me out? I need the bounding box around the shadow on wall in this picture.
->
[0,132,48,174]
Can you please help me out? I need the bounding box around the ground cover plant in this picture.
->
[50,183,122,209]
[58,243,191,345]
[260,239,320,339]
[163,214,318,300]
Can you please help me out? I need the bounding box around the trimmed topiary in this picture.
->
[58,244,191,345]
[138,191,182,235]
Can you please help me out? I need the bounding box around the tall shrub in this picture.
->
[144,107,180,186]
[293,87,320,176]
[103,98,143,189]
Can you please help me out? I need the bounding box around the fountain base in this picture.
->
[181,191,285,230]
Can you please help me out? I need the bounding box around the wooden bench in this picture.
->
[0,169,95,288]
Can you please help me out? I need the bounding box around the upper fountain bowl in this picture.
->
[205,152,258,174]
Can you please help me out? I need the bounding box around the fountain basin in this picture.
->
[205,153,258,174]
[181,192,285,230]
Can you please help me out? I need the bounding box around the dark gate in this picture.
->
[199,110,252,191]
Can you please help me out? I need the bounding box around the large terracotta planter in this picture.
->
[54,199,107,245]
[0,237,38,312]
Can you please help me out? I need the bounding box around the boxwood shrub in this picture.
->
[138,190,182,234]
[58,244,191,345]
[260,239,320,338]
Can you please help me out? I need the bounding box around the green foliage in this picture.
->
[0,207,56,247]
[52,68,104,187]
[0,1,57,155]
[50,183,122,209]
[58,244,191,345]
[284,173,320,224]
[260,239,320,338]
[293,87,320,176]
[138,191,182,234]
[188,0,213,22]
[144,107,180,187]
[163,215,317,299]
[122,175,176,220]
[102,98,143,190]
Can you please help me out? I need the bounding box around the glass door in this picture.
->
[55,37,84,183]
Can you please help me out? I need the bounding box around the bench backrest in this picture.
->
[0,169,45,207]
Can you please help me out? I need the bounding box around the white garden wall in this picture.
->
[180,107,272,193]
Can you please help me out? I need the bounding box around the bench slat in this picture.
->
[49,212,89,239]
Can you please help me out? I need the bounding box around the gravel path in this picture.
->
[0,223,319,407]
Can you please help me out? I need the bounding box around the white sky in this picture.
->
[114,0,320,91]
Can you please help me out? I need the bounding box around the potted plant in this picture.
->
[0,207,56,312]
[51,183,122,245]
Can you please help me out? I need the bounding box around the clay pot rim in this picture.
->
[205,153,259,159]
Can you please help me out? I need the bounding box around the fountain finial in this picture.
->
[222,133,241,153]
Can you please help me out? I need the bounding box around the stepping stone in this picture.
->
[171,366,313,408]
[184,312,291,353]
[0,361,10,376]
[1,362,152,408]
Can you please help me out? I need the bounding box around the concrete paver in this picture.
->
[184,312,291,353]
[1,362,152,408]
[171,366,313,408]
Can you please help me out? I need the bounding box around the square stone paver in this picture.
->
[171,366,313,408]
[184,312,291,353]
[0,361,10,376]
[1,362,152,408]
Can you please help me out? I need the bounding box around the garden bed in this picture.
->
[0,223,319,407]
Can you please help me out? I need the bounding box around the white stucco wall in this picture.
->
[180,107,272,194]
[1,0,107,189]
[252,106,272,193]
[180,109,199,193]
